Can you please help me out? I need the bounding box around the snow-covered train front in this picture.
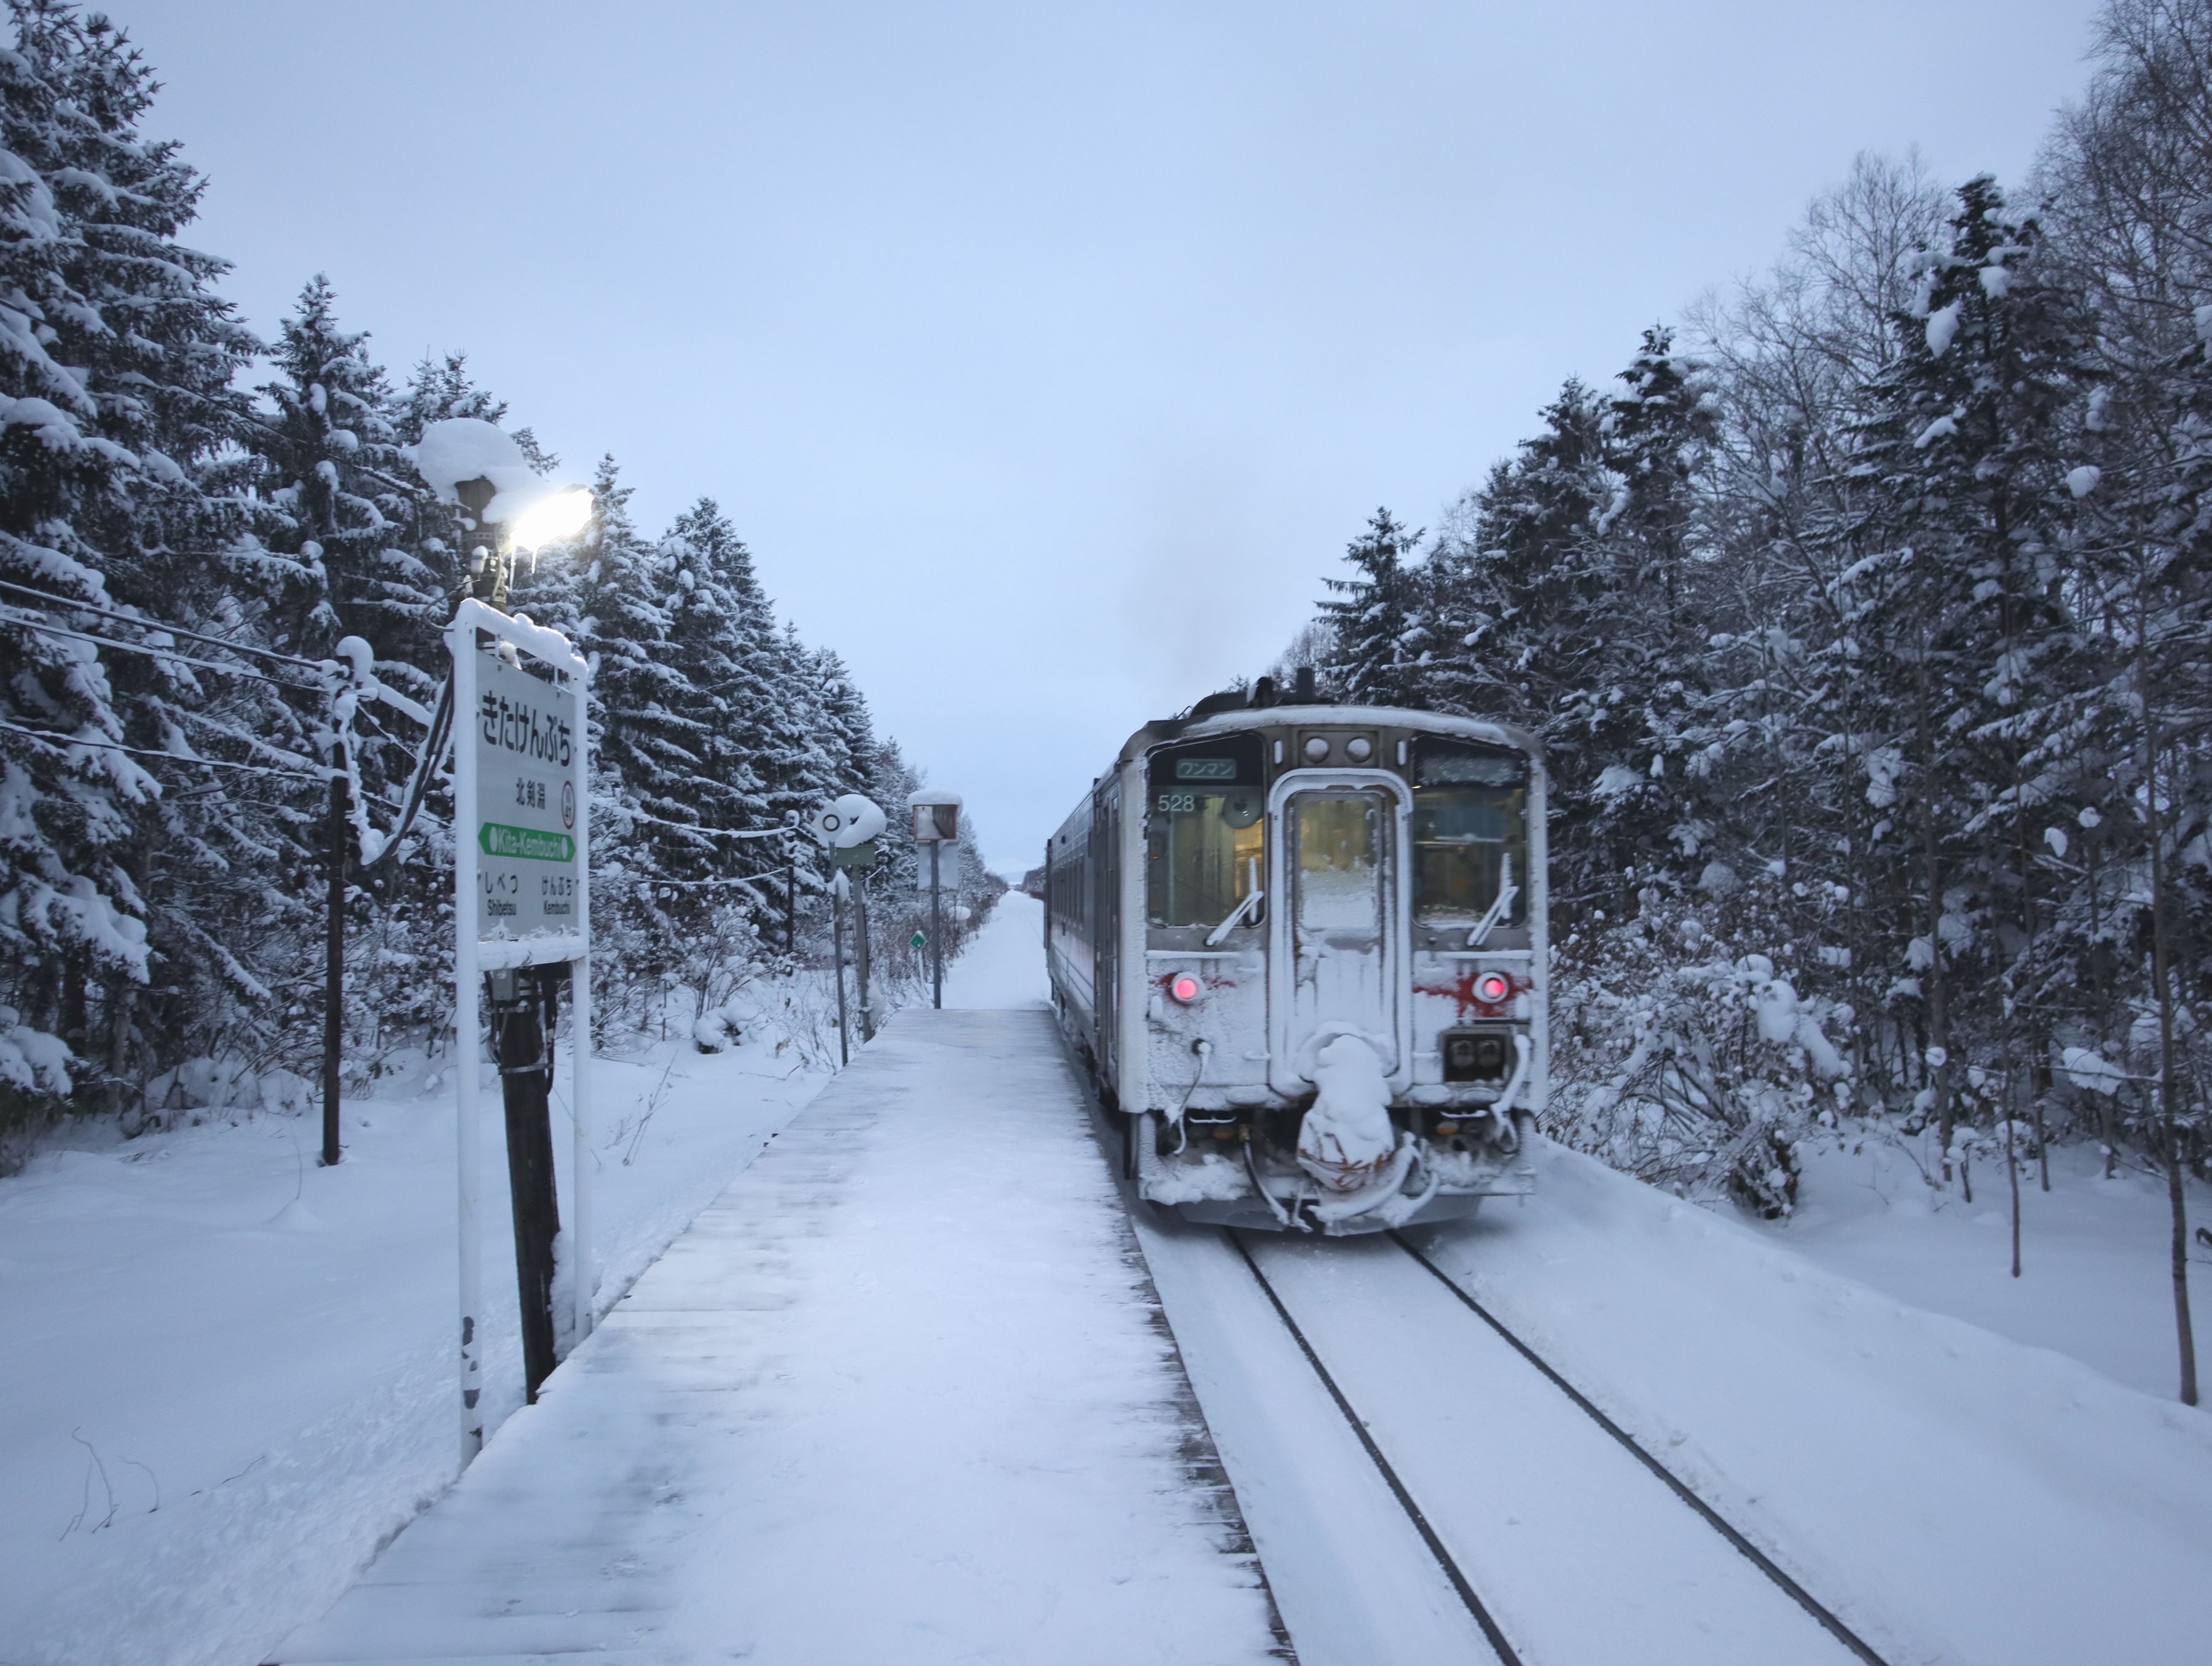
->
[1046,689,1545,1234]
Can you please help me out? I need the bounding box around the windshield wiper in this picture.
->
[1205,856,1265,947]
[1466,852,1518,948]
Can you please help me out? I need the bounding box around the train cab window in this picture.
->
[1411,738,1528,929]
[1293,791,1384,935]
[1146,734,1265,930]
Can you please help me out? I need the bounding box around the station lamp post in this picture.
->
[444,447,594,1407]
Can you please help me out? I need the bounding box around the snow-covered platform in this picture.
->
[273,1009,1283,1665]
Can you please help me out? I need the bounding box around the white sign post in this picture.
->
[449,597,593,1466]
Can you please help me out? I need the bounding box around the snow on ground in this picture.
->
[941,890,1049,1009]
[0,1003,829,1666]
[1410,1143,2212,1665]
[1768,1127,2212,1399]
[276,1011,1282,1665]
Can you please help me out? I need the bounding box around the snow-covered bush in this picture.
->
[1547,885,1853,1216]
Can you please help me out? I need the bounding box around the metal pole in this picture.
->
[930,841,943,1010]
[831,873,849,1067]
[570,663,595,1347]
[322,737,347,1166]
[786,833,797,955]
[450,619,484,1468]
[492,967,559,1402]
[855,877,873,1043]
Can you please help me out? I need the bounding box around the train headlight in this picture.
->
[1303,736,1330,762]
[1169,974,1203,1004]
[1476,971,1511,1003]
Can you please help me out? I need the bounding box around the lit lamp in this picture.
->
[405,417,593,611]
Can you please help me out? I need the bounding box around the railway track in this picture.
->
[1223,1226,1893,1666]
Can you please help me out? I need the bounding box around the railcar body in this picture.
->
[1046,692,1545,1234]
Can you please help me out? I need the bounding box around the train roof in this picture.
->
[1109,702,1543,773]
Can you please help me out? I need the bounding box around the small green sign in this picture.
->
[830,838,879,870]
[910,931,927,949]
[479,821,576,862]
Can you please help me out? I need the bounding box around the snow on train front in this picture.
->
[1045,687,1545,1235]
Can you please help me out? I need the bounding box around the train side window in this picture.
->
[1145,735,1265,930]
[1410,738,1528,926]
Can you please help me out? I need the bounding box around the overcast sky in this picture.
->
[122,0,2103,869]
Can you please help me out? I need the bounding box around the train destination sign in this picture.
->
[473,648,582,941]
[1175,756,1239,780]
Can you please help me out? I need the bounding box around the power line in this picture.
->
[1,607,323,692]
[602,871,788,891]
[0,717,332,784]
[0,576,329,671]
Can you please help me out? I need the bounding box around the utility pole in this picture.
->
[322,730,348,1167]
[785,815,799,955]
[853,875,874,1042]
[831,871,850,1067]
[930,841,944,1011]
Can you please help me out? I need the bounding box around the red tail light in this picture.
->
[1170,974,1202,1004]
[1477,972,1510,1003]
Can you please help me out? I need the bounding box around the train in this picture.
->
[1045,675,1547,1234]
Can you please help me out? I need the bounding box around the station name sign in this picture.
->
[475,651,581,937]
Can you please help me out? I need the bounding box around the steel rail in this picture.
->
[1227,1229,1523,1666]
[1387,1230,1892,1666]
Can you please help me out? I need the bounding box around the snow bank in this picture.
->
[1412,1141,2212,1665]
[0,1026,831,1666]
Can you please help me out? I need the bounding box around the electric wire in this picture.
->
[363,673,453,867]
[0,576,328,670]
[0,717,331,784]
[1,607,324,692]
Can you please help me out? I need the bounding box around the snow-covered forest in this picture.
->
[0,0,992,1173]
[1284,1,2212,1238]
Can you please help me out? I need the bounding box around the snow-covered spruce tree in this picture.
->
[1416,334,1722,922]
[657,498,801,943]
[1568,327,1725,899]
[1833,178,2092,1167]
[1421,380,1612,737]
[509,458,704,1033]
[253,277,439,673]
[1684,152,1951,1103]
[1319,507,1424,706]
[0,1,281,1160]
[250,284,521,1085]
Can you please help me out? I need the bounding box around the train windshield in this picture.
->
[1411,738,1528,928]
[1293,791,1384,935]
[1146,735,1265,929]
